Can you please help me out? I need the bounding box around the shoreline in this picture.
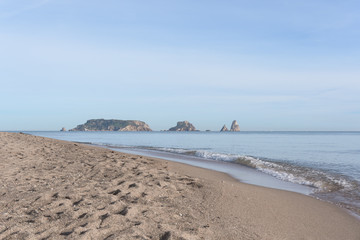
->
[105,146,315,195]
[23,130,360,217]
[1,132,360,239]
[112,146,360,221]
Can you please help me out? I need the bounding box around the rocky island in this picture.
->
[220,125,229,132]
[169,121,197,131]
[230,120,240,131]
[70,119,152,131]
[220,120,240,132]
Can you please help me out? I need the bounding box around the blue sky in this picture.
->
[1,0,360,131]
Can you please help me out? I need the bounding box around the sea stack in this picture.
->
[230,120,240,132]
[169,121,196,131]
[60,127,66,132]
[220,125,229,132]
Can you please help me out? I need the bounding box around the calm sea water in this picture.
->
[27,131,360,217]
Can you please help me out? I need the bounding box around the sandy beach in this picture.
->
[0,132,359,240]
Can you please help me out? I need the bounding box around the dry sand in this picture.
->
[0,132,359,240]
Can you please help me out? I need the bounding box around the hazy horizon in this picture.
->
[1,1,360,131]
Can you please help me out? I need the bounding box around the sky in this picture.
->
[1,0,360,131]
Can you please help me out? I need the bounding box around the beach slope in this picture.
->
[0,132,359,239]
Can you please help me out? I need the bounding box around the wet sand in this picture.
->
[0,132,359,239]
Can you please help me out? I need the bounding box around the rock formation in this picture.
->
[230,120,240,132]
[70,119,152,131]
[168,121,196,131]
[60,127,66,132]
[220,125,229,132]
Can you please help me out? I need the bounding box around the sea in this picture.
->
[26,131,360,218]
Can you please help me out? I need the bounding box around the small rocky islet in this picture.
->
[65,119,240,132]
[220,120,240,132]
[168,121,197,131]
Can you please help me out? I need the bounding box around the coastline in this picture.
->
[1,132,359,239]
[108,146,315,195]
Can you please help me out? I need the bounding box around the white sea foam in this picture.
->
[158,147,191,154]
[100,143,355,193]
[147,147,355,192]
[194,150,239,161]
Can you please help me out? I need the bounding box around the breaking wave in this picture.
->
[90,142,360,217]
[129,146,357,193]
